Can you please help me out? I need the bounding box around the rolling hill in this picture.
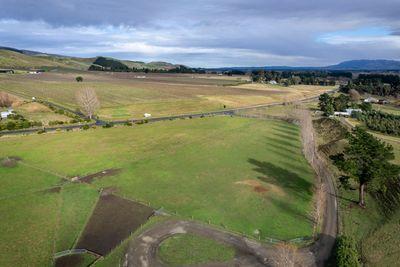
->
[0,46,182,71]
[0,49,93,70]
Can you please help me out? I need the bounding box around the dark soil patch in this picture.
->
[80,169,121,184]
[75,194,154,256]
[55,254,85,267]
[1,156,21,168]
[44,186,61,194]
[253,185,268,193]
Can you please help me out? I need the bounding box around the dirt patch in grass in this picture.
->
[101,186,119,196]
[1,156,22,168]
[43,186,61,194]
[79,169,121,184]
[75,194,154,256]
[54,253,96,267]
[54,254,83,267]
[235,179,285,196]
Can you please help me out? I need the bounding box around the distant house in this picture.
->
[0,109,14,119]
[28,69,44,74]
[269,80,278,85]
[144,113,152,118]
[334,108,362,117]
[364,97,379,103]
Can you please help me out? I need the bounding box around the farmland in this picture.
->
[0,72,334,120]
[0,116,316,266]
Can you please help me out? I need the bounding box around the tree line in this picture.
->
[340,74,400,97]
[353,110,400,136]
[251,70,351,86]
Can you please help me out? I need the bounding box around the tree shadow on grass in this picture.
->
[271,124,299,136]
[272,131,299,142]
[248,158,314,222]
[265,135,301,150]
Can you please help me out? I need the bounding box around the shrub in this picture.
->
[37,129,46,134]
[102,122,114,128]
[335,236,360,267]
[124,121,133,126]
[76,76,83,82]
[82,125,90,130]
[6,121,16,130]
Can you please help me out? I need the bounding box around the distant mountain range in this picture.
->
[208,60,400,72]
[1,46,400,71]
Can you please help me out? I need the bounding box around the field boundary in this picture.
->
[0,88,337,136]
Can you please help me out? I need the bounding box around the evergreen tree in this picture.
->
[331,127,400,207]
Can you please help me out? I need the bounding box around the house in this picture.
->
[334,108,362,117]
[269,80,278,85]
[364,97,379,103]
[0,109,14,119]
[28,69,44,75]
[144,113,152,118]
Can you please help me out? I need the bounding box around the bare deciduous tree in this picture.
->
[348,89,361,102]
[76,88,100,119]
[0,92,13,108]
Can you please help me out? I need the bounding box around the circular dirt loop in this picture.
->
[124,220,282,267]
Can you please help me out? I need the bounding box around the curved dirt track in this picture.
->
[123,109,338,267]
[123,220,279,267]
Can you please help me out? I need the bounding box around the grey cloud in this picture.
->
[0,0,399,67]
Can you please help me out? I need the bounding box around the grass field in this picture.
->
[0,72,334,120]
[0,117,315,247]
[158,234,235,266]
[372,104,400,115]
[15,102,71,125]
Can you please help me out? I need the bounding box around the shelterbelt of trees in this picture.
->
[341,74,400,97]
[251,70,352,86]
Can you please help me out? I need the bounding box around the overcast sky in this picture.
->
[0,0,399,67]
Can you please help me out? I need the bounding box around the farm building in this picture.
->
[364,97,379,103]
[144,113,152,118]
[269,80,278,85]
[1,109,14,119]
[334,108,362,117]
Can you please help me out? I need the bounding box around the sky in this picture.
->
[0,0,399,67]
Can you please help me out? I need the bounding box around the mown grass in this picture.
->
[55,183,100,252]
[0,117,315,240]
[0,191,60,267]
[0,163,61,198]
[372,104,400,116]
[158,234,235,266]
